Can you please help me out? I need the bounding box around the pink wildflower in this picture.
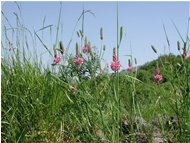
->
[111,48,120,72]
[52,50,61,65]
[183,51,188,60]
[53,56,61,63]
[74,57,84,65]
[154,74,163,82]
[82,44,89,53]
[153,68,163,83]
[127,60,133,72]
[111,60,121,71]
[127,65,133,72]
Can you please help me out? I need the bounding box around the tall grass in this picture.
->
[1,2,190,143]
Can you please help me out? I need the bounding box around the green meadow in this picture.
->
[1,3,190,143]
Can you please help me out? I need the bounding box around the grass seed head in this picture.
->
[151,45,157,54]
[177,41,180,51]
[103,45,106,51]
[59,41,64,54]
[100,27,103,40]
[76,42,79,56]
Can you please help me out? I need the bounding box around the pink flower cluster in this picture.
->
[74,56,84,65]
[52,50,61,65]
[53,56,61,63]
[127,65,133,72]
[183,50,189,60]
[82,44,89,53]
[125,59,133,73]
[111,60,121,71]
[110,53,121,72]
[153,68,163,83]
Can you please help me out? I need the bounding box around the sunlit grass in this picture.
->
[1,2,190,143]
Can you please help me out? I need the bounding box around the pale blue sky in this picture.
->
[1,1,190,71]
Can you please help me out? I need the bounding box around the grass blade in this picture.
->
[36,25,54,32]
[171,20,185,43]
[163,23,170,53]
[119,26,123,47]
[35,32,53,57]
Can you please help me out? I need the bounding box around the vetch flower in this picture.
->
[74,42,84,66]
[154,74,163,82]
[111,47,120,71]
[52,50,61,65]
[111,60,121,71]
[153,68,163,83]
[82,44,89,53]
[74,57,84,65]
[183,50,188,60]
[127,65,133,72]
[53,56,61,63]
[127,59,133,72]
[52,56,61,66]
[182,42,188,60]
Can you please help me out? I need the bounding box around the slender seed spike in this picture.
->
[77,31,80,37]
[59,41,64,54]
[88,42,93,58]
[79,30,83,38]
[100,27,103,40]
[88,41,91,49]
[151,45,157,53]
[113,47,116,55]
[134,58,137,65]
[119,26,123,46]
[177,41,180,51]
[113,47,117,61]
[76,43,79,56]
[103,45,106,51]
[128,59,131,66]
[85,36,87,45]
[184,42,186,51]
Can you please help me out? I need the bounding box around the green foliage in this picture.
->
[2,53,190,142]
[1,3,190,142]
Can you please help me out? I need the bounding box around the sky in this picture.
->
[1,1,190,71]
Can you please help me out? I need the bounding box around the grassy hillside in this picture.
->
[2,53,190,142]
[1,3,190,142]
